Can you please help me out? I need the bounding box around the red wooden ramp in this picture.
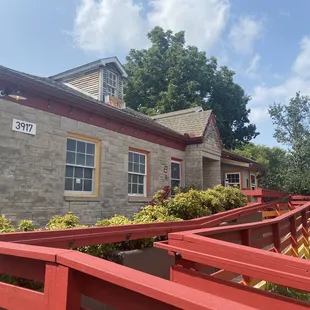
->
[0,193,308,309]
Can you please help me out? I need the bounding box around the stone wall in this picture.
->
[203,158,221,189]
[0,98,184,226]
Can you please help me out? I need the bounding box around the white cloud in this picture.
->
[229,16,263,55]
[249,35,310,123]
[72,0,230,54]
[148,0,230,50]
[72,0,148,54]
[245,53,260,77]
[293,36,310,78]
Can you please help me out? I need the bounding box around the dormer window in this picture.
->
[107,70,117,97]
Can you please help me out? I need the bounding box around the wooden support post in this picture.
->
[241,230,252,285]
[272,223,281,253]
[290,215,298,257]
[44,263,81,310]
[301,210,309,258]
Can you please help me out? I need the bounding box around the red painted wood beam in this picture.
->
[156,235,310,292]
[56,250,255,310]
[171,266,310,310]
[0,281,45,310]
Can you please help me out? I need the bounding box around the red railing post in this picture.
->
[44,263,81,310]
[301,210,309,255]
[272,223,281,253]
[241,229,252,285]
[290,215,298,257]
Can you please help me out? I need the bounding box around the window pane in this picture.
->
[65,178,73,190]
[84,179,92,192]
[171,162,180,179]
[128,174,132,183]
[77,141,86,153]
[140,164,145,174]
[87,143,95,155]
[138,185,144,194]
[76,153,85,166]
[84,168,93,179]
[132,174,138,183]
[74,167,83,178]
[128,162,133,172]
[65,166,73,178]
[134,153,139,163]
[86,155,94,167]
[129,152,133,162]
[66,151,75,164]
[132,184,138,194]
[138,175,144,184]
[171,180,180,190]
[140,155,145,164]
[74,178,83,191]
[134,163,139,173]
[67,139,76,151]
[128,183,131,194]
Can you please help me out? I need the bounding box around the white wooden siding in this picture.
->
[66,70,100,99]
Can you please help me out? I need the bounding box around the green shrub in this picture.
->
[266,283,310,303]
[134,205,182,223]
[167,189,212,220]
[0,215,15,233]
[18,220,35,232]
[210,185,248,211]
[46,213,80,230]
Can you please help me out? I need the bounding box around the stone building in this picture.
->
[0,58,263,226]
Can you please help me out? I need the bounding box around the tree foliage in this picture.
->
[268,92,310,194]
[124,26,259,148]
[234,143,288,191]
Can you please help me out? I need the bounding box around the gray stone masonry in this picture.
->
[0,98,184,226]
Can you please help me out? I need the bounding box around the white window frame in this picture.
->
[128,150,147,196]
[225,172,241,188]
[65,137,96,195]
[107,70,118,97]
[171,160,182,192]
[250,173,257,190]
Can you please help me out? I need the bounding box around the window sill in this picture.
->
[128,196,150,203]
[64,196,101,202]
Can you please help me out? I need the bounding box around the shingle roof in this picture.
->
[0,65,189,141]
[152,107,212,137]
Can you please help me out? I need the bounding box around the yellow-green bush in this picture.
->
[167,189,212,220]
[0,215,15,233]
[134,205,182,223]
[208,185,248,212]
[45,213,80,230]
[18,220,35,232]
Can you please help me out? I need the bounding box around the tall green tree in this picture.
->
[234,143,288,191]
[124,26,259,148]
[269,92,310,194]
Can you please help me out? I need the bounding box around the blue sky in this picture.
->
[1,0,310,147]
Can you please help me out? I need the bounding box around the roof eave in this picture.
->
[50,57,128,80]
[0,69,187,144]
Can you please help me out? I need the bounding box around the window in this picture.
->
[107,70,117,97]
[128,150,147,196]
[225,173,241,188]
[65,137,97,195]
[251,174,257,190]
[171,160,181,192]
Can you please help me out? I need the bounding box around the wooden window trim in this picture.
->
[128,147,150,197]
[224,171,242,189]
[64,133,100,198]
[171,158,182,189]
[250,172,257,190]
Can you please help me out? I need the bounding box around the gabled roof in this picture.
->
[152,107,212,137]
[50,56,128,80]
[0,65,188,143]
